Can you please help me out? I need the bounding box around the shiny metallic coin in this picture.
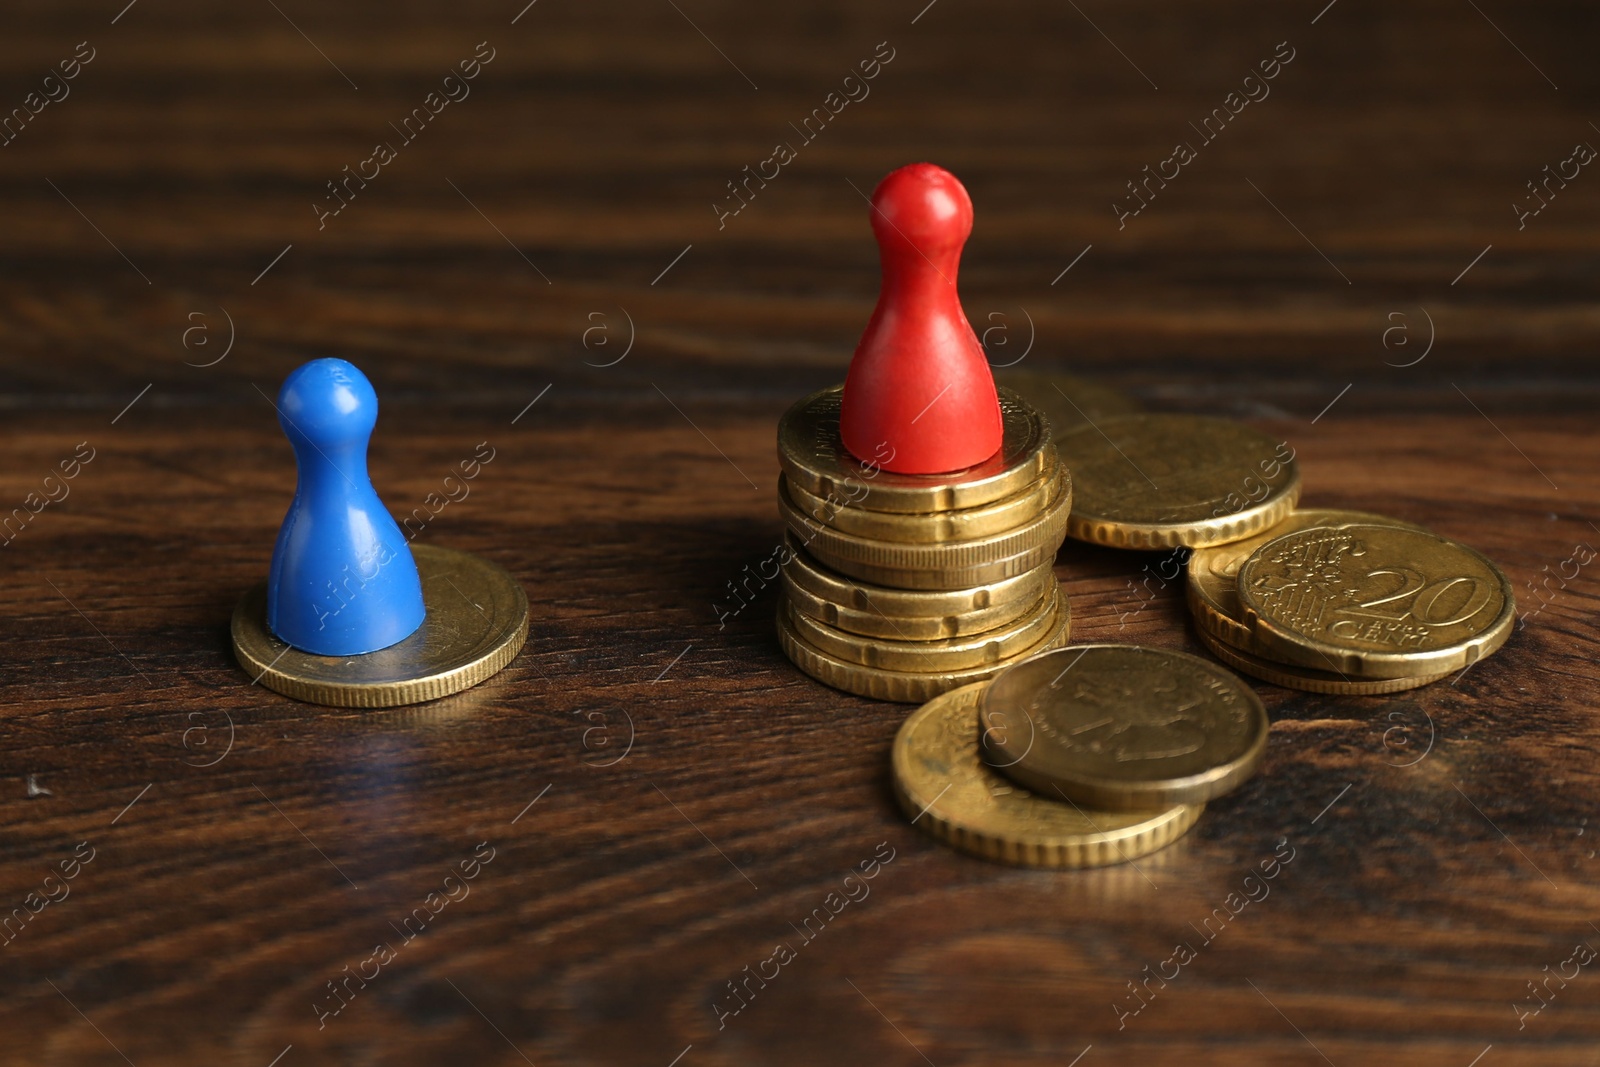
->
[893,683,1203,868]
[1194,626,1452,695]
[786,585,1069,672]
[1057,414,1301,549]
[780,560,1056,641]
[780,466,1070,572]
[233,544,529,707]
[1237,523,1516,679]
[806,533,1067,592]
[781,536,1052,618]
[1187,508,1428,651]
[783,465,1063,544]
[776,597,1071,703]
[980,644,1269,809]
[777,385,1054,514]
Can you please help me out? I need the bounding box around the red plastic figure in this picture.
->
[840,163,1004,475]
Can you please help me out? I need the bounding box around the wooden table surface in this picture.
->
[2,1,1599,1064]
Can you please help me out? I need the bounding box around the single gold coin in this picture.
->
[781,537,1052,620]
[786,585,1068,672]
[893,683,1203,868]
[1057,414,1301,549]
[780,561,1056,641]
[780,466,1070,573]
[980,644,1269,809]
[777,385,1054,513]
[232,544,529,707]
[776,597,1072,703]
[807,533,1067,592]
[1237,523,1516,679]
[1194,626,1452,695]
[992,369,1142,436]
[1187,509,1428,651]
[783,465,1064,544]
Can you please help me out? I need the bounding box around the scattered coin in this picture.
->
[1057,414,1300,549]
[1237,523,1516,679]
[979,644,1269,809]
[893,682,1203,868]
[1195,626,1453,695]
[1187,508,1427,651]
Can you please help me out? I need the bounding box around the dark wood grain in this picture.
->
[1,1,1598,1064]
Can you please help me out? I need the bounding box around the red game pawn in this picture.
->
[840,163,1004,475]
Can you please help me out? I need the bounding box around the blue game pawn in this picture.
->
[266,358,426,656]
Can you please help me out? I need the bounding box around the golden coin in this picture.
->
[780,561,1056,641]
[893,683,1203,868]
[1056,414,1301,549]
[787,585,1068,672]
[777,385,1054,513]
[783,465,1063,543]
[782,538,1055,625]
[807,533,1066,592]
[992,369,1142,436]
[1187,509,1428,650]
[780,466,1070,573]
[1194,626,1452,695]
[1237,523,1516,679]
[232,544,529,707]
[776,597,1071,703]
[980,644,1268,809]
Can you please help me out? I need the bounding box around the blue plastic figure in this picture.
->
[266,358,426,656]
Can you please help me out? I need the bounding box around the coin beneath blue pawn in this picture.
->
[233,544,528,707]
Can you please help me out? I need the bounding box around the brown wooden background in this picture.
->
[1,1,1598,1064]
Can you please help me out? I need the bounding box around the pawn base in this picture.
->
[232,544,528,707]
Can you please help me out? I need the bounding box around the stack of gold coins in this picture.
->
[774,385,1073,702]
[1187,512,1516,694]
[893,645,1268,868]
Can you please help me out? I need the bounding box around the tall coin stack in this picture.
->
[774,385,1073,702]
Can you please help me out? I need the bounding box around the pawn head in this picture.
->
[278,357,378,451]
[870,162,974,259]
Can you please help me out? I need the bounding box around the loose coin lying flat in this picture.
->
[778,385,1054,513]
[781,560,1056,641]
[232,544,529,707]
[787,586,1068,672]
[980,644,1269,809]
[1195,627,1452,695]
[992,370,1142,437]
[783,466,1063,543]
[1237,523,1516,679]
[776,599,1071,703]
[779,467,1071,572]
[1057,414,1301,549]
[1187,508,1427,651]
[780,537,1051,620]
[893,683,1203,868]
